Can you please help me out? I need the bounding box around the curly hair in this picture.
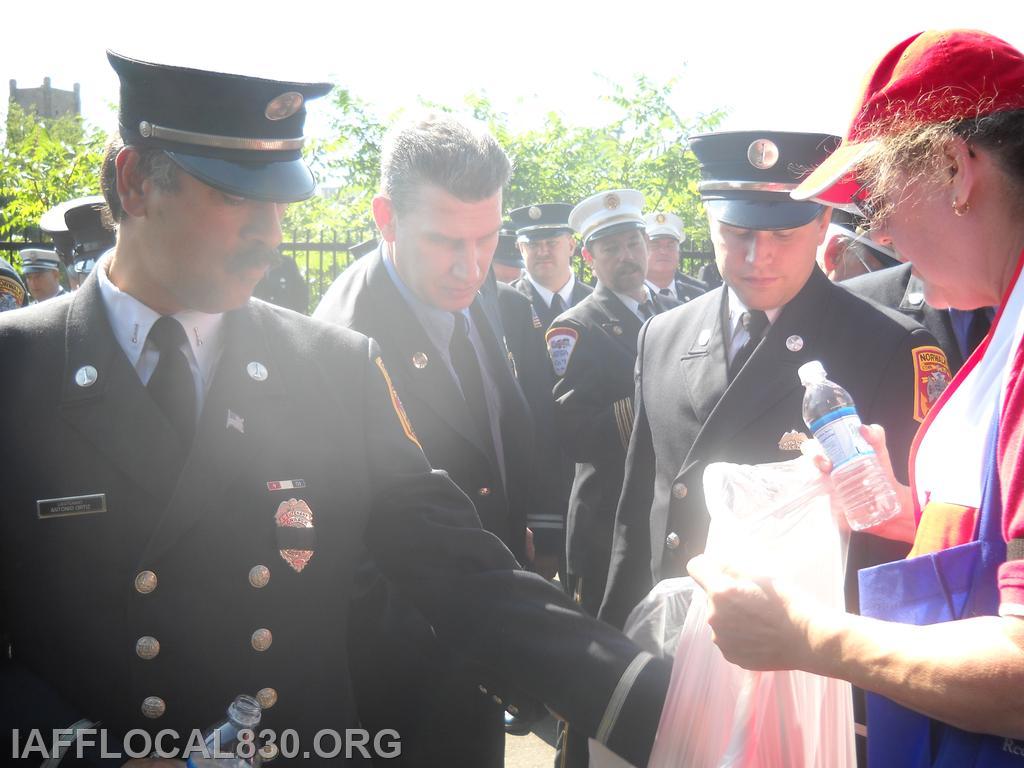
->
[856,109,1024,225]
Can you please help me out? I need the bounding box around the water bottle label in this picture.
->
[809,407,875,469]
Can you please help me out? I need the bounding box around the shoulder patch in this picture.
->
[546,326,579,377]
[374,356,421,449]
[912,345,952,423]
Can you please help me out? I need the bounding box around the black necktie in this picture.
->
[638,299,655,320]
[966,307,992,356]
[730,310,769,380]
[147,316,196,449]
[450,313,495,456]
[549,293,567,316]
[659,287,673,297]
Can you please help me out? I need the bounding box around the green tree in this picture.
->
[0,102,108,240]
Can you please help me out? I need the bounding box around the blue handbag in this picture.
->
[858,417,1024,767]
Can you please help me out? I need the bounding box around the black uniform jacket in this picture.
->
[314,244,539,558]
[548,284,678,596]
[0,273,669,767]
[510,274,593,330]
[495,283,568,546]
[671,270,708,303]
[600,267,946,629]
[844,262,964,373]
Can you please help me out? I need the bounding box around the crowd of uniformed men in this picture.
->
[0,44,990,768]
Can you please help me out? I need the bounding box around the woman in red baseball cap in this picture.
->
[688,29,1024,766]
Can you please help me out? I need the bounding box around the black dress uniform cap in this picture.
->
[40,195,107,263]
[690,130,841,230]
[107,50,333,203]
[494,222,524,268]
[509,203,574,241]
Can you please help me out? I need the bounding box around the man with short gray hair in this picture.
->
[314,114,561,766]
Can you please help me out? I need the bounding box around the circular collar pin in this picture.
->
[75,365,98,388]
[247,362,269,382]
[412,352,429,369]
[786,335,804,352]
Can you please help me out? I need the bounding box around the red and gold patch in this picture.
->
[375,356,421,449]
[912,346,952,423]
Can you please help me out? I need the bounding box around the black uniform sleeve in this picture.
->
[600,323,658,629]
[549,320,634,462]
[358,338,670,767]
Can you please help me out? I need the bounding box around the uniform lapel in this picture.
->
[60,275,183,503]
[140,303,287,565]
[686,269,830,464]
[362,250,493,460]
[592,283,642,354]
[678,288,730,425]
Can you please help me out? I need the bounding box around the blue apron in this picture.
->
[858,417,1024,766]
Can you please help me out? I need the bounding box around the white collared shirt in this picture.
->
[726,288,780,365]
[97,254,226,420]
[612,284,655,321]
[526,272,576,310]
[646,279,678,302]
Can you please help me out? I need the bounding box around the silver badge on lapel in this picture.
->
[247,361,269,382]
[786,335,804,352]
[75,365,98,388]
[697,329,712,347]
[907,292,925,306]
[412,352,429,369]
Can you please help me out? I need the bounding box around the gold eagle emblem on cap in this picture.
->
[265,92,304,121]
[604,193,620,210]
[528,206,542,220]
[747,139,780,170]
[655,213,666,223]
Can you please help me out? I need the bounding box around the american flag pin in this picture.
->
[226,409,245,434]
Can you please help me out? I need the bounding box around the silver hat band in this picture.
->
[699,181,800,194]
[138,121,305,152]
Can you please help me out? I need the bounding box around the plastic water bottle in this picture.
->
[186,695,264,768]
[798,360,900,530]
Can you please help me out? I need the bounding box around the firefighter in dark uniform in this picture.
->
[0,52,670,768]
[508,203,592,326]
[643,211,706,303]
[844,261,985,375]
[547,188,677,768]
[19,248,67,303]
[41,195,113,290]
[597,130,951,763]
[548,189,677,619]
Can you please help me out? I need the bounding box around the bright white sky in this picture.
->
[3,0,1022,141]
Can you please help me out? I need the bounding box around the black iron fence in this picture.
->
[2,230,715,314]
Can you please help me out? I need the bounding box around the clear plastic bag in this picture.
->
[591,454,855,768]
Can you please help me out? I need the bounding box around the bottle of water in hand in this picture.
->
[186,694,264,768]
[798,361,900,530]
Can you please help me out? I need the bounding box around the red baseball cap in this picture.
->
[793,29,1024,205]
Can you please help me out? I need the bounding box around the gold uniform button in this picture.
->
[135,636,160,660]
[259,743,280,763]
[251,628,273,652]
[249,565,271,589]
[478,487,491,497]
[507,704,519,716]
[492,694,503,706]
[257,687,278,710]
[134,571,158,594]
[141,696,166,719]
[478,684,488,695]
[672,482,688,499]
[665,532,681,550]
